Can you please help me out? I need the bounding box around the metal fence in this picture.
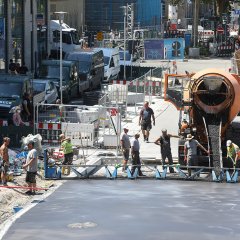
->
[128,65,169,102]
[34,103,99,147]
[34,103,124,150]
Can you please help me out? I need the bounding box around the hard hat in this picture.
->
[226,140,232,147]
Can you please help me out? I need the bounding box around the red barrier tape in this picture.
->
[0,185,49,190]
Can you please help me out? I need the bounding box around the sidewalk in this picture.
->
[122,96,179,161]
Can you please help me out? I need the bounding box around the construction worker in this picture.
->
[22,140,38,195]
[184,134,209,176]
[131,133,145,176]
[59,134,73,175]
[172,61,177,74]
[0,137,10,185]
[180,119,189,134]
[234,149,240,172]
[154,129,180,173]
[226,140,239,167]
[139,101,155,143]
[120,127,131,172]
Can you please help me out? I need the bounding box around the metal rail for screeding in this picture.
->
[203,116,211,169]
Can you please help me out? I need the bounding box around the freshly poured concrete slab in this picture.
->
[3,180,240,240]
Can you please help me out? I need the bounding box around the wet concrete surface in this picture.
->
[3,180,240,240]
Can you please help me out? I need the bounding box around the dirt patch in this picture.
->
[0,173,59,224]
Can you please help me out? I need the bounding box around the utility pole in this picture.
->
[192,0,199,47]
[127,3,134,39]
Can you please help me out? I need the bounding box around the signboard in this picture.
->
[144,40,164,60]
[0,17,5,40]
[234,9,240,15]
[170,23,177,30]
[164,38,184,60]
[144,39,184,60]
[96,31,103,41]
[217,27,224,34]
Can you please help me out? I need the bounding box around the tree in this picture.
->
[169,0,230,16]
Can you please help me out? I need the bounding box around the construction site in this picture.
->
[1,58,240,240]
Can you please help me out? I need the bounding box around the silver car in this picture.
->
[33,80,58,104]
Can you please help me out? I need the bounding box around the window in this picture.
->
[110,58,114,67]
[11,0,24,63]
[0,0,5,70]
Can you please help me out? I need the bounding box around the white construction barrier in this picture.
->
[104,135,119,147]
[61,122,95,147]
[108,84,128,103]
[75,109,99,123]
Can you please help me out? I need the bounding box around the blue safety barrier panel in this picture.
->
[212,170,224,182]
[105,166,118,179]
[226,170,238,183]
[155,167,167,179]
[126,167,139,179]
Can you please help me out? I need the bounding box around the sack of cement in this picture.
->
[21,134,43,155]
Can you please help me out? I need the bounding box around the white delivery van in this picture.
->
[50,20,83,57]
[95,48,120,83]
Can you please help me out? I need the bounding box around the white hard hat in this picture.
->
[226,140,232,147]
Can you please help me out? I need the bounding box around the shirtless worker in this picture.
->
[0,137,10,185]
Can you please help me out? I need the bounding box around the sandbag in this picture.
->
[21,134,43,155]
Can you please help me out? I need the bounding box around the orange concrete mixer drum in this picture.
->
[191,69,240,122]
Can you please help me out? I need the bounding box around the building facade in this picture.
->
[85,0,138,32]
[0,0,48,74]
[49,0,85,34]
[85,0,167,32]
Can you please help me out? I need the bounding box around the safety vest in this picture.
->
[61,140,73,155]
[227,143,239,159]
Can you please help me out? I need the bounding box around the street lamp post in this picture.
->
[55,11,67,104]
[121,6,127,80]
[160,0,164,38]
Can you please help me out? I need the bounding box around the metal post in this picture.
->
[192,0,199,48]
[55,11,67,104]
[160,0,163,38]
[60,23,63,104]
[123,7,126,80]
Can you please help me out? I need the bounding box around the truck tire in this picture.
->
[83,91,103,106]
[64,91,71,104]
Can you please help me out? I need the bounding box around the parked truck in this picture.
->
[50,20,83,58]
[65,49,104,92]
[164,69,240,175]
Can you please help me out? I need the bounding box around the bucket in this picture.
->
[6,171,14,182]
[13,206,23,213]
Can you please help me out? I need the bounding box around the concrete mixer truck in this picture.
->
[164,69,240,175]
